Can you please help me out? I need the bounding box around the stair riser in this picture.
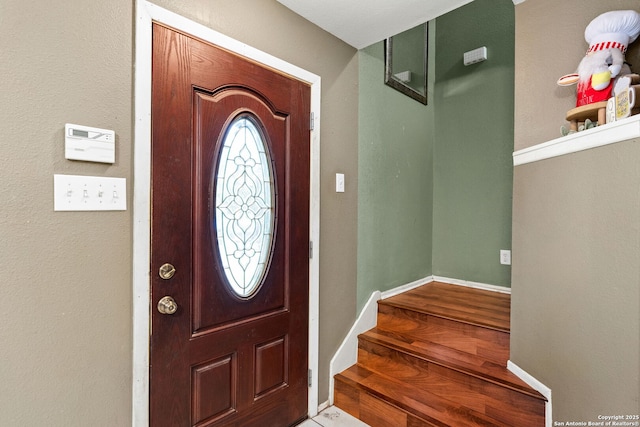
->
[334,377,448,427]
[358,341,546,426]
[377,305,510,365]
[333,376,361,420]
[336,374,517,427]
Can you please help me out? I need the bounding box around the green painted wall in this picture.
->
[357,0,515,310]
[356,23,436,312]
[432,0,514,287]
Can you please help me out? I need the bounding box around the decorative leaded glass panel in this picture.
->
[214,115,275,298]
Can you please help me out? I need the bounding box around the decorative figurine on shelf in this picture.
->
[559,10,640,107]
[558,10,640,135]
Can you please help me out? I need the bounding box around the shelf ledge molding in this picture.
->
[513,115,640,166]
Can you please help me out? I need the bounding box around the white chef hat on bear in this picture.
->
[585,10,640,54]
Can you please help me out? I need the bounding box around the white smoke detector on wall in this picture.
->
[463,46,488,66]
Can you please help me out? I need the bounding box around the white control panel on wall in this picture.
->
[463,46,487,66]
[54,174,126,211]
[65,123,115,164]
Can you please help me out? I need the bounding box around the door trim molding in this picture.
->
[133,2,321,425]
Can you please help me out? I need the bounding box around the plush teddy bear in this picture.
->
[558,10,640,107]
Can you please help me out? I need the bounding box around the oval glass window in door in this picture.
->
[214,115,275,298]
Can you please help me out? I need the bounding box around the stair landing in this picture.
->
[334,281,546,427]
[381,281,511,332]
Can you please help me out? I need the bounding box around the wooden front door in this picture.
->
[150,24,311,427]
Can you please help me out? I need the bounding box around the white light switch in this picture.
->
[336,173,345,193]
[54,174,126,211]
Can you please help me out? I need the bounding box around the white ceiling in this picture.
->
[276,0,475,49]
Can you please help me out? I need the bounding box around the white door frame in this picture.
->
[132,2,321,425]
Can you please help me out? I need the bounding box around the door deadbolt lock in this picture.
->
[159,263,176,280]
[157,296,178,315]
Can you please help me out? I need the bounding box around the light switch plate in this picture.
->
[336,173,345,193]
[54,174,126,211]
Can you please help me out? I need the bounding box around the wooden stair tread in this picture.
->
[361,329,545,401]
[379,282,511,332]
[335,365,515,427]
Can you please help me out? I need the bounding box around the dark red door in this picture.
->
[150,23,310,427]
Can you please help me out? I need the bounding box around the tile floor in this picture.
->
[299,406,369,427]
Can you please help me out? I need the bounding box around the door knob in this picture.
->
[157,296,178,315]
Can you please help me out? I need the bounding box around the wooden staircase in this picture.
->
[333,281,546,427]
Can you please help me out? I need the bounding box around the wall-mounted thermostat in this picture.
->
[65,123,115,164]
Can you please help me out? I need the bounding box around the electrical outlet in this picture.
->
[500,250,511,265]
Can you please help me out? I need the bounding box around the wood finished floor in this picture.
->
[334,281,546,427]
[381,281,511,332]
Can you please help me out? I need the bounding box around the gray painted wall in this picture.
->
[1,1,134,425]
[512,143,640,420]
[0,0,358,424]
[512,0,640,421]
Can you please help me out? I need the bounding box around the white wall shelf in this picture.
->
[513,114,640,166]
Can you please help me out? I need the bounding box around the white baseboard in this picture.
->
[328,275,509,404]
[328,289,381,404]
[433,275,511,294]
[380,275,434,299]
[507,360,552,427]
